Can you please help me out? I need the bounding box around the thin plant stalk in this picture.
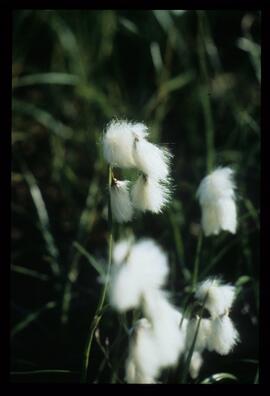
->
[197,11,215,173]
[81,165,113,383]
[192,230,203,291]
[180,292,209,384]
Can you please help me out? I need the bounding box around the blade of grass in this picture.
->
[12,72,80,89]
[21,162,61,277]
[200,372,238,384]
[81,165,114,383]
[11,265,50,281]
[11,301,57,338]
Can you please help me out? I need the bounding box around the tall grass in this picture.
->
[11,10,260,383]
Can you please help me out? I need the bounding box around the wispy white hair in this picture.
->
[112,238,133,265]
[208,316,239,355]
[131,175,170,214]
[133,138,172,180]
[125,318,160,384]
[103,120,148,168]
[189,351,203,379]
[142,289,185,367]
[195,278,236,318]
[186,317,213,352]
[196,167,237,236]
[109,239,169,312]
[110,180,133,223]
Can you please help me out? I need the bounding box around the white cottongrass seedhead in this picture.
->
[195,278,236,318]
[103,120,148,168]
[133,138,172,180]
[186,317,213,352]
[112,238,133,265]
[131,175,171,214]
[208,315,239,355]
[110,179,133,223]
[109,239,169,312]
[125,318,160,384]
[196,167,237,236]
[189,351,203,380]
[142,289,185,367]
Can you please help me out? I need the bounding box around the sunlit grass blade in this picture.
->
[200,372,238,384]
[11,265,50,281]
[12,72,80,89]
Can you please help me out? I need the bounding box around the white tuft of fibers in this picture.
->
[133,137,172,180]
[208,315,239,355]
[109,264,142,312]
[186,317,213,352]
[131,175,170,214]
[112,238,133,265]
[127,239,169,292]
[110,180,133,223]
[196,167,237,236]
[109,239,169,313]
[189,351,203,379]
[103,120,148,168]
[142,289,185,367]
[195,278,236,318]
[125,318,160,384]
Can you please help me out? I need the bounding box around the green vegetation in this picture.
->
[12,10,260,383]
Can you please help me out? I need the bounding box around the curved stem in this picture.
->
[192,230,203,291]
[81,165,113,383]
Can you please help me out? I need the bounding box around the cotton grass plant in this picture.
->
[79,119,243,384]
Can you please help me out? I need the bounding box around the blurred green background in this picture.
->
[11,10,260,383]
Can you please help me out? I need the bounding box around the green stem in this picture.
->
[180,292,209,384]
[81,165,113,383]
[197,11,215,173]
[192,230,203,291]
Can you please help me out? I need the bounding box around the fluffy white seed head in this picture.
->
[189,351,203,379]
[186,317,213,352]
[125,318,160,384]
[195,278,236,318]
[109,239,169,312]
[131,175,170,214]
[133,138,172,180]
[197,167,236,205]
[110,180,133,223]
[112,238,133,265]
[197,167,237,236]
[142,289,185,367]
[103,120,148,168]
[208,316,239,355]
[109,264,142,312]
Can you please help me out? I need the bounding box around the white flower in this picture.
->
[112,238,133,265]
[195,278,236,318]
[196,167,237,236]
[186,317,212,352]
[131,175,170,213]
[125,318,160,384]
[109,264,142,312]
[109,239,169,312]
[133,138,172,180]
[110,179,133,223]
[142,289,185,367]
[103,120,148,168]
[189,351,203,379]
[208,315,239,355]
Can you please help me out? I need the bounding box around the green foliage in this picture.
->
[12,10,260,383]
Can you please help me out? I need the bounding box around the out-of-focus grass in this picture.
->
[12,10,260,383]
